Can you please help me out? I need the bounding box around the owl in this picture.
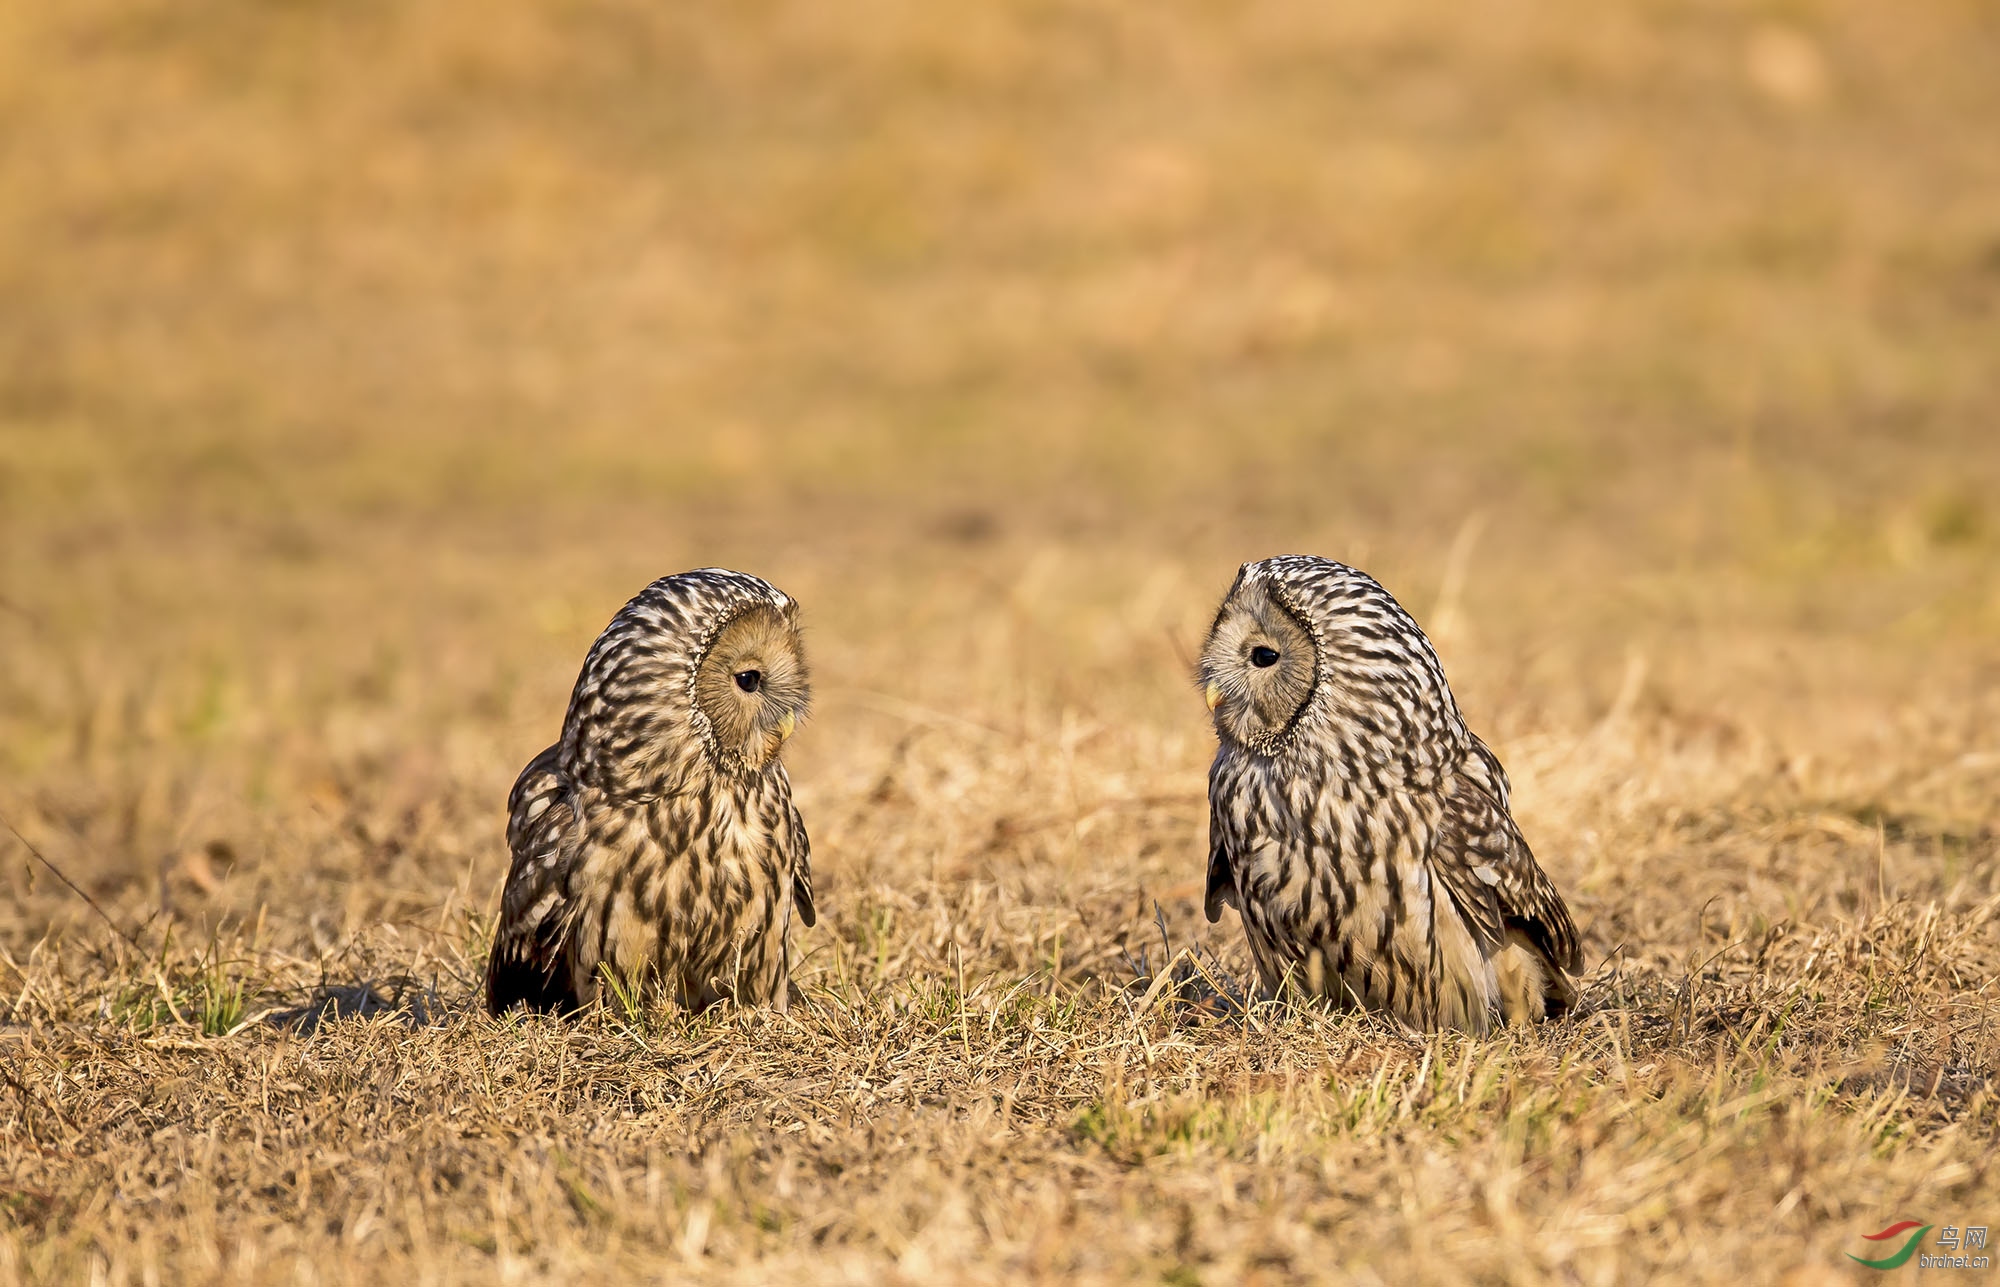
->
[1198,556,1581,1033]
[485,568,815,1016]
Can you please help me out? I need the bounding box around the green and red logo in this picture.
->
[1848,1221,1933,1270]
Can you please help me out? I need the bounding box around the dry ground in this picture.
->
[3,0,2000,1282]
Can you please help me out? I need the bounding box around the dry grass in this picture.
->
[4,0,2000,1282]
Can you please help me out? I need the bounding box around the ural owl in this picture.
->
[486,569,815,1015]
[1199,556,1580,1032]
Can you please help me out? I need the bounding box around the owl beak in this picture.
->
[1204,682,1224,712]
[777,711,797,741]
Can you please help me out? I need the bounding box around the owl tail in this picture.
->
[485,936,580,1016]
[1493,927,1578,1027]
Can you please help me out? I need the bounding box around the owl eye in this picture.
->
[1250,646,1280,668]
[733,669,763,694]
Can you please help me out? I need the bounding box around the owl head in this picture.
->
[1199,556,1465,772]
[562,568,810,793]
[689,593,810,773]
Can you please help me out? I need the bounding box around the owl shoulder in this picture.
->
[506,744,569,851]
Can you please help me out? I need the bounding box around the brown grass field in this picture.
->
[3,0,2000,1281]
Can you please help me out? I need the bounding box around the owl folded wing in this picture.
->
[1203,796,1241,923]
[1428,767,1582,975]
[781,795,815,928]
[486,744,583,1013]
[1461,733,1513,810]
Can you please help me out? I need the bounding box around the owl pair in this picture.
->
[486,561,1581,1034]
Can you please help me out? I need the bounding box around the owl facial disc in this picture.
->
[1198,575,1317,753]
[693,603,810,771]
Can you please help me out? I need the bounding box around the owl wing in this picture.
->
[485,743,583,1014]
[781,794,815,928]
[1203,768,1242,923]
[1428,759,1582,974]
[1463,733,1513,809]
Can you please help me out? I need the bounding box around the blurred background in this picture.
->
[1,0,1996,948]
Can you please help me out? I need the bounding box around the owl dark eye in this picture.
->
[734,669,762,693]
[1250,646,1280,668]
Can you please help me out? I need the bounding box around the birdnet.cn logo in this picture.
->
[1847,1220,1990,1271]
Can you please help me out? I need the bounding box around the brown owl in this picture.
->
[485,568,814,1015]
[1199,556,1581,1032]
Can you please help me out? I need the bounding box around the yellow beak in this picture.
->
[777,711,797,741]
[1204,682,1224,712]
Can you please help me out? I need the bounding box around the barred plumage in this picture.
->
[485,568,815,1016]
[1199,555,1581,1032]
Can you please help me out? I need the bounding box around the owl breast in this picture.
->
[1211,745,1498,1030]
[563,778,793,1010]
